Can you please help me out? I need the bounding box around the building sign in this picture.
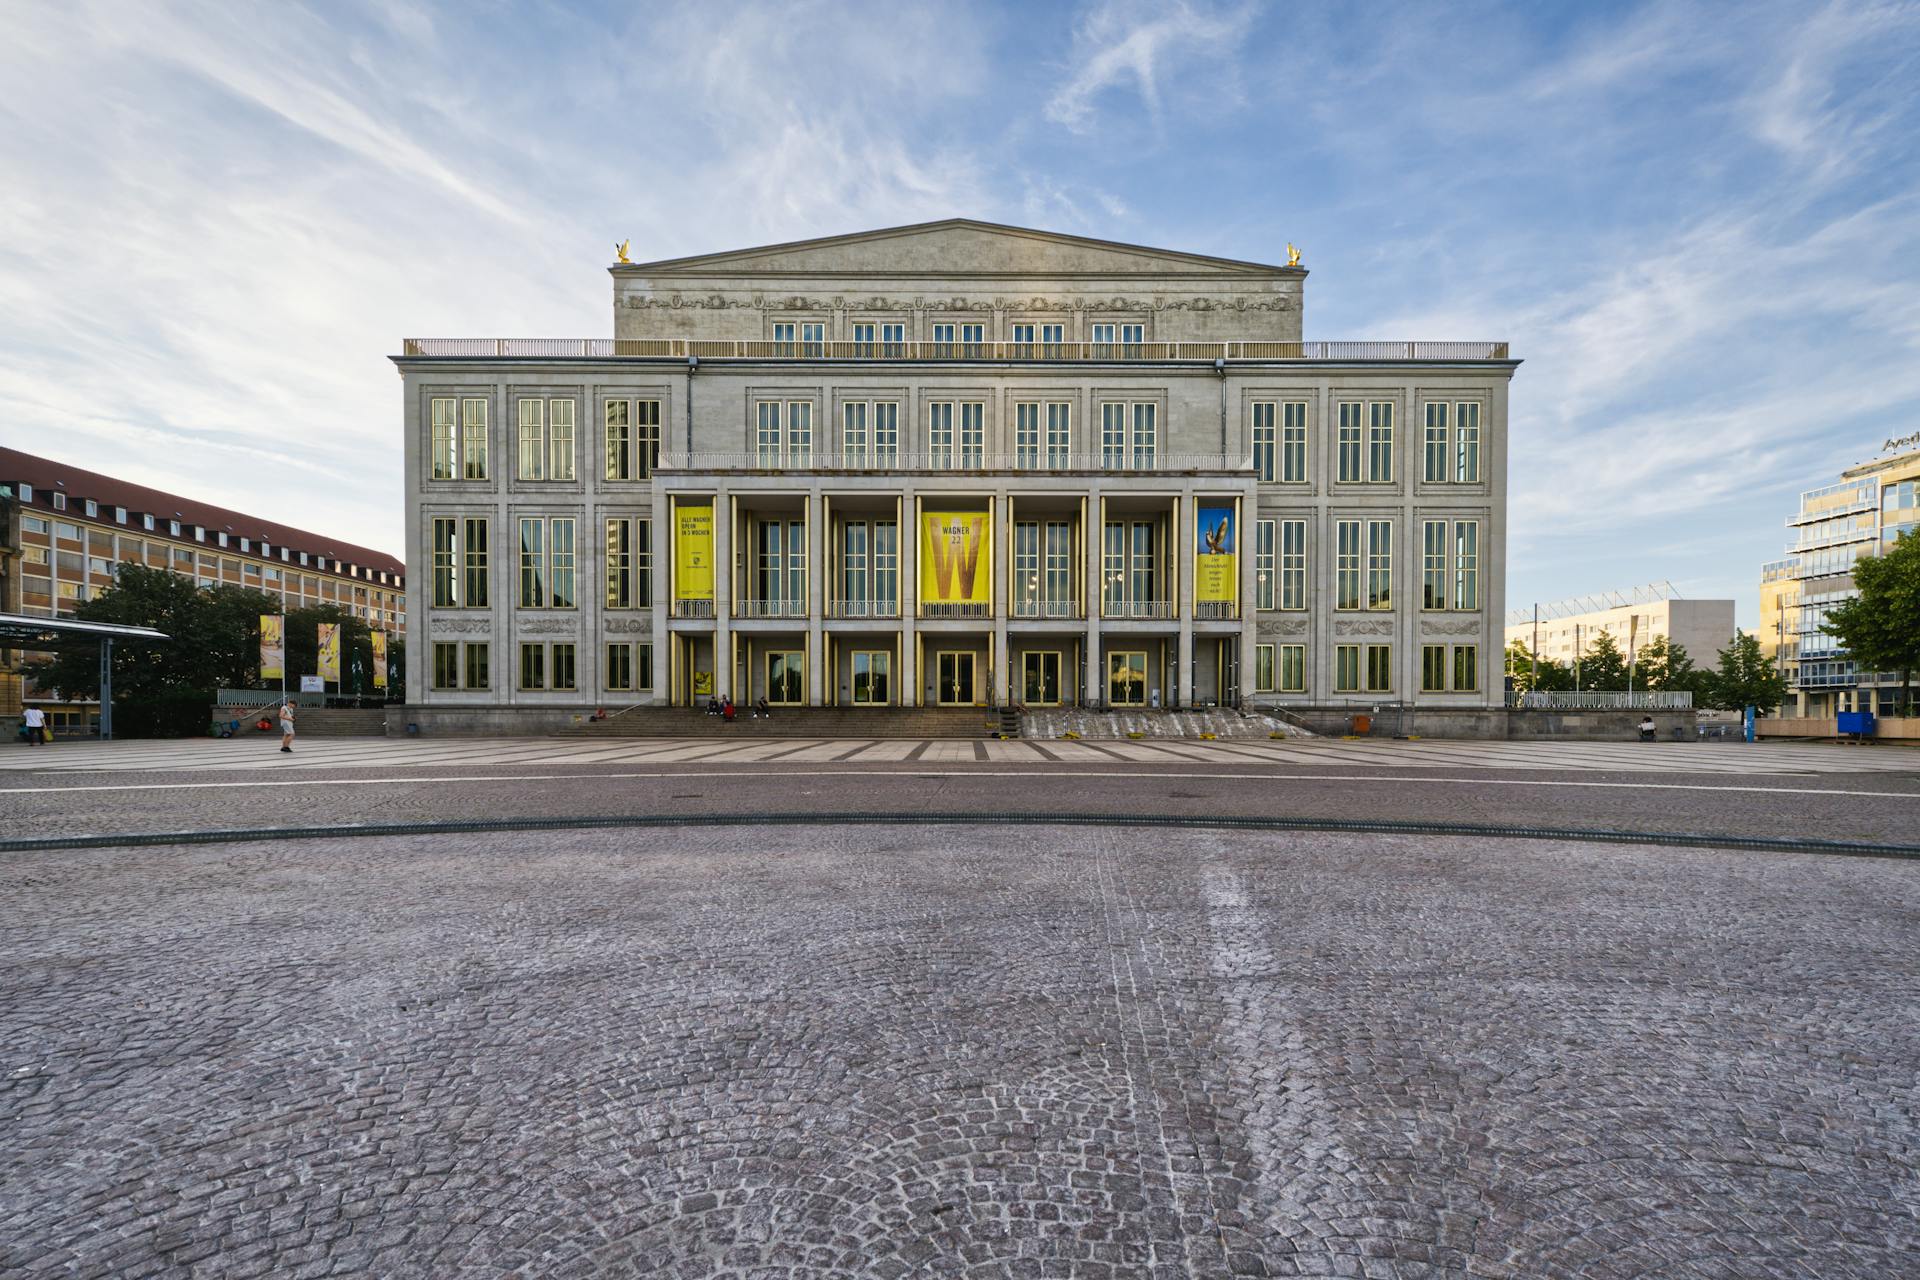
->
[1196,505,1237,605]
[318,623,341,682]
[674,504,715,602]
[370,631,388,689]
[1882,431,1920,454]
[259,614,283,680]
[920,512,991,605]
[300,675,324,693]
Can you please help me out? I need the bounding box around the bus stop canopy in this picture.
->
[0,613,170,643]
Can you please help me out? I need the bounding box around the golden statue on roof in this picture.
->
[614,240,632,264]
[1286,243,1301,267]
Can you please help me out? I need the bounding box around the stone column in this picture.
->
[899,492,917,707]
[714,489,732,704]
[1176,492,1194,708]
[993,489,1011,705]
[1085,490,1103,707]
[808,489,825,706]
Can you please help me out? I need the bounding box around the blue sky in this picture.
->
[4,0,1919,627]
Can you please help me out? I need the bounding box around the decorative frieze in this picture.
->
[1334,619,1396,636]
[1420,618,1484,637]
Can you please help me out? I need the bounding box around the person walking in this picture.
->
[22,706,46,746]
[279,701,296,753]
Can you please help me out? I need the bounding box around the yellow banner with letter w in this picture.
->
[920,512,991,605]
[318,623,341,682]
[259,614,284,680]
[370,631,388,689]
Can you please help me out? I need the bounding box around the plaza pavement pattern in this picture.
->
[2,823,1916,1278]
[3,735,1918,775]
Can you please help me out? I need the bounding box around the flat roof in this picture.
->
[0,613,169,642]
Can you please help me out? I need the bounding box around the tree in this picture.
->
[1576,630,1629,691]
[1505,640,1573,693]
[39,565,281,736]
[1821,529,1920,715]
[280,607,403,699]
[1634,634,1712,702]
[1706,629,1788,713]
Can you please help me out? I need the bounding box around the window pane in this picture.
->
[549,518,575,609]
[1281,402,1307,483]
[1453,645,1478,692]
[1280,644,1305,693]
[605,401,630,481]
[517,400,543,480]
[463,518,489,608]
[430,398,455,480]
[1368,402,1393,482]
[518,518,544,607]
[1337,402,1362,482]
[462,399,489,479]
[1455,402,1481,482]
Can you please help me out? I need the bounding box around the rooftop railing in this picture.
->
[660,449,1249,473]
[401,338,1512,362]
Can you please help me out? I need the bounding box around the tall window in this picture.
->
[1368,402,1393,482]
[1255,519,1276,610]
[1423,643,1478,692]
[1453,644,1479,691]
[959,401,985,466]
[756,401,812,467]
[1366,520,1392,609]
[1365,644,1393,692]
[1422,644,1447,693]
[606,400,660,481]
[433,641,459,689]
[1280,519,1306,610]
[519,642,545,690]
[1453,521,1480,610]
[464,642,489,689]
[429,397,488,480]
[1455,402,1481,482]
[1255,644,1276,692]
[755,520,806,611]
[1014,520,1039,612]
[551,643,577,691]
[1279,643,1306,693]
[606,517,651,609]
[928,402,953,468]
[1015,402,1040,468]
[1100,402,1156,469]
[1102,520,1158,615]
[516,398,575,481]
[1252,402,1276,482]
[842,521,868,612]
[606,642,633,692]
[431,518,457,607]
[927,401,983,468]
[1337,402,1363,482]
[1423,403,1449,483]
[1045,520,1071,606]
[462,518,488,607]
[1280,402,1307,482]
[1423,520,1448,609]
[841,401,898,466]
[1335,520,1362,610]
[1335,644,1361,692]
[517,517,574,608]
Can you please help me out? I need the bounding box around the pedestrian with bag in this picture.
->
[22,706,46,746]
[279,701,296,753]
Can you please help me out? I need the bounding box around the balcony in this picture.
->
[401,338,1513,362]
[662,449,1246,473]
[1102,600,1177,621]
[1193,601,1240,621]
[1011,600,1085,620]
[735,599,809,619]
[919,602,992,621]
[669,600,715,619]
[825,599,900,620]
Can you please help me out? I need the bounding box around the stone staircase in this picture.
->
[213,705,391,737]
[1020,707,1310,740]
[553,706,998,739]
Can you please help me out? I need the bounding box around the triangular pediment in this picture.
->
[622,220,1293,278]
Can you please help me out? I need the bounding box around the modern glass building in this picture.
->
[394,220,1517,723]
[1762,443,1920,716]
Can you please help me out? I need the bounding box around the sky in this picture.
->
[4,0,1919,628]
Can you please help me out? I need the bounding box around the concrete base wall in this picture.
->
[388,705,606,737]
[1759,716,1920,741]
[1282,706,1698,741]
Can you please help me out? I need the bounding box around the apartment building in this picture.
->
[1764,441,1920,716]
[395,220,1516,718]
[1504,587,1734,672]
[1,448,405,725]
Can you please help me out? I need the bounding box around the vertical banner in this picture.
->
[370,631,388,689]
[920,513,991,605]
[1195,505,1238,605]
[674,503,715,602]
[259,615,284,679]
[318,623,341,683]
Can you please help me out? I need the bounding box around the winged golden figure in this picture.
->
[1286,243,1301,267]
[614,240,632,264]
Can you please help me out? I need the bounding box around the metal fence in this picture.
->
[1508,690,1694,710]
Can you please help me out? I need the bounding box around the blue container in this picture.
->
[1836,710,1875,737]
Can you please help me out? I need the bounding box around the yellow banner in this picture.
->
[318,623,341,682]
[260,615,283,679]
[370,631,388,689]
[920,513,991,605]
[674,504,714,602]
[1196,506,1238,605]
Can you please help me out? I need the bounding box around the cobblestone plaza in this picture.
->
[3,817,1915,1278]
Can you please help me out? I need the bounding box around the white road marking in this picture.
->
[0,771,1914,800]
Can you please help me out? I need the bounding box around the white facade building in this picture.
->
[395,221,1517,720]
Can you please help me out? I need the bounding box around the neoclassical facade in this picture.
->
[396,220,1515,714]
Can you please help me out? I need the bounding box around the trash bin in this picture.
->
[1351,713,1372,735]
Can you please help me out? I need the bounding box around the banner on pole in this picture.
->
[920,512,991,605]
[318,623,341,682]
[1195,505,1237,605]
[260,615,284,679]
[370,631,388,689]
[673,504,714,602]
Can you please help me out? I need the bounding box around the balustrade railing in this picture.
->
[1192,601,1240,620]
[735,599,809,619]
[825,600,901,619]
[660,450,1247,473]
[1011,600,1085,620]
[403,338,1512,362]
[1101,600,1178,621]
[919,602,993,620]
[668,600,715,619]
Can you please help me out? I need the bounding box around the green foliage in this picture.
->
[1821,529,1920,713]
[1504,640,1573,692]
[1634,634,1715,701]
[280,605,404,697]
[1575,630,1629,691]
[1705,630,1788,713]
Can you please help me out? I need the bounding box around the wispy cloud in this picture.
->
[1043,0,1254,133]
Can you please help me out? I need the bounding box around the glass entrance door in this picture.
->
[1107,650,1147,706]
[936,651,976,706]
[852,650,891,705]
[1022,651,1061,705]
[766,650,804,704]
